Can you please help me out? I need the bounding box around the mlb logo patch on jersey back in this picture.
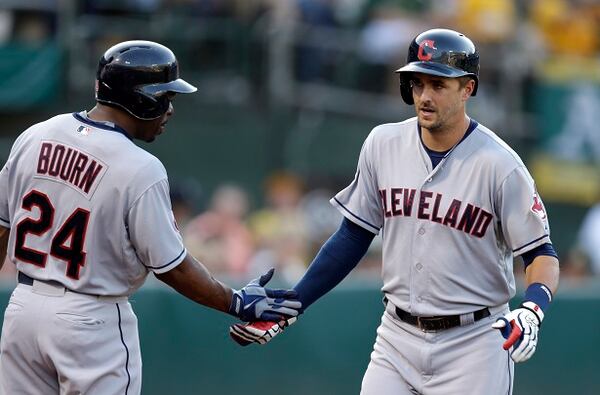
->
[77,125,92,136]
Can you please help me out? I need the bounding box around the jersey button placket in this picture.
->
[415,262,424,305]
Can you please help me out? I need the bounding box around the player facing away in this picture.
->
[230,29,560,395]
[0,40,301,394]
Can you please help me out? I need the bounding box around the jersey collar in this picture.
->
[72,111,133,141]
[418,118,479,155]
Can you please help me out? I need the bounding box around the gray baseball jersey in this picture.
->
[332,117,550,316]
[332,117,550,395]
[0,111,186,295]
[0,111,186,394]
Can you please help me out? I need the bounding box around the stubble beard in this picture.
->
[419,111,445,134]
[420,102,462,135]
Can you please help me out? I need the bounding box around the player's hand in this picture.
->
[229,317,297,346]
[492,302,543,363]
[228,268,302,322]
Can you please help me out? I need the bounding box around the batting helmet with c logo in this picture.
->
[396,29,480,105]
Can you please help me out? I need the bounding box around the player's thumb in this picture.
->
[491,319,507,329]
[257,268,275,286]
[492,318,512,340]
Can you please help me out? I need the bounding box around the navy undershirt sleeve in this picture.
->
[293,217,376,310]
[521,243,558,269]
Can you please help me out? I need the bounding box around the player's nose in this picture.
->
[418,84,435,101]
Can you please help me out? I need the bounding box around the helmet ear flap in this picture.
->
[471,76,479,96]
[399,74,414,105]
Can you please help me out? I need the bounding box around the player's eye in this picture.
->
[410,80,423,88]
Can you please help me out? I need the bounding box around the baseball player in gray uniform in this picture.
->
[0,40,301,394]
[230,29,560,395]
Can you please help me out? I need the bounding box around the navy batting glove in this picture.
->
[228,268,302,322]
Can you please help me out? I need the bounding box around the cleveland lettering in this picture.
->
[379,188,493,238]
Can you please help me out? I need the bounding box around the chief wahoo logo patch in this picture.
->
[531,191,547,220]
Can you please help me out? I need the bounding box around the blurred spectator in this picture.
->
[183,184,254,279]
[567,203,600,276]
[431,0,517,44]
[300,185,382,278]
[248,171,309,283]
[300,187,342,256]
[331,0,369,27]
[169,179,202,230]
[562,249,594,281]
[358,235,382,277]
[4,8,56,45]
[295,0,338,82]
[529,0,600,58]
[357,4,426,93]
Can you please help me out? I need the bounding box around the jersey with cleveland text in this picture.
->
[331,117,551,316]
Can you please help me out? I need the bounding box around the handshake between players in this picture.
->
[228,269,299,346]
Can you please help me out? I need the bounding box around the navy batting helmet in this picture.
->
[96,40,197,120]
[396,28,479,105]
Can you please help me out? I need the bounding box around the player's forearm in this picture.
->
[525,255,559,294]
[0,226,9,271]
[156,253,232,313]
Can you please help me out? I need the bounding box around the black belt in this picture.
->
[18,272,64,288]
[393,304,490,331]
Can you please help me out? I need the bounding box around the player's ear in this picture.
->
[461,79,475,101]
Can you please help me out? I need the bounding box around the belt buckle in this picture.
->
[417,316,445,331]
[416,317,422,330]
[416,316,432,331]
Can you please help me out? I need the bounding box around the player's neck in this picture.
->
[88,104,137,137]
[420,114,470,152]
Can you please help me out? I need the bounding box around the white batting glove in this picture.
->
[492,301,543,363]
[229,317,297,347]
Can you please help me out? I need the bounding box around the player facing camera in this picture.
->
[230,28,559,395]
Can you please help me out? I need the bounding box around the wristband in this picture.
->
[522,282,552,320]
